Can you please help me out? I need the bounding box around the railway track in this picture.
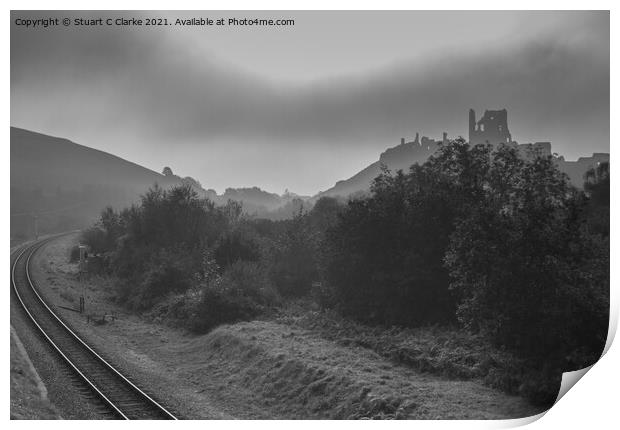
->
[11,236,178,420]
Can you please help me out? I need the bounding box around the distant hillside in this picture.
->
[315,134,444,200]
[11,127,184,194]
[214,187,310,220]
[316,134,609,200]
[10,127,194,238]
[10,127,310,238]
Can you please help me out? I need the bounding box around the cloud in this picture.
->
[10,11,609,193]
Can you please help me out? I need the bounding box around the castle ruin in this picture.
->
[399,108,550,160]
[395,108,608,188]
[469,108,512,145]
[468,108,552,159]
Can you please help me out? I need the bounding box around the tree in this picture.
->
[162,166,174,177]
[268,207,318,297]
[324,139,608,379]
[444,147,609,402]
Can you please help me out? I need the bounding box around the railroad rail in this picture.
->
[11,236,178,420]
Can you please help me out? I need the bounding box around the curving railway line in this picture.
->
[11,236,178,420]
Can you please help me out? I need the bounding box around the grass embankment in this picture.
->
[276,303,560,404]
[181,320,542,419]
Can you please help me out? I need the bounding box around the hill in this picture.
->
[316,133,609,200]
[216,188,310,220]
[316,134,443,200]
[10,127,309,238]
[10,127,183,193]
[10,127,191,238]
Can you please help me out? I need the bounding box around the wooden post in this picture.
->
[79,245,87,313]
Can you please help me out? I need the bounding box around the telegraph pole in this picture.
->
[33,213,38,240]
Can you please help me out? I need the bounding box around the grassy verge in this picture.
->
[276,302,560,405]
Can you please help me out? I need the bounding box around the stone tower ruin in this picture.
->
[469,108,513,145]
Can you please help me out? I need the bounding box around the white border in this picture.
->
[4,2,616,429]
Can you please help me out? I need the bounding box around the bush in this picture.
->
[118,250,193,310]
[188,261,279,333]
[81,184,235,307]
[213,227,260,269]
[269,211,318,298]
[144,289,202,327]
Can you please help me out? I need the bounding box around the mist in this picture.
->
[11,10,609,195]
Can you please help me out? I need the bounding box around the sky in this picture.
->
[11,11,610,195]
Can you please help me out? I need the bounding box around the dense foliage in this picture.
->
[81,184,341,329]
[324,164,459,326]
[322,141,609,404]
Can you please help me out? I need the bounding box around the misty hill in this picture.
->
[214,187,310,220]
[316,134,445,200]
[220,187,283,211]
[10,127,199,238]
[10,127,310,238]
[316,134,609,200]
[11,127,185,194]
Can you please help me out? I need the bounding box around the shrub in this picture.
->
[144,289,202,327]
[120,251,193,310]
[269,211,319,298]
[213,227,260,269]
[189,261,279,333]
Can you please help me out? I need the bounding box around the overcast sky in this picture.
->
[11,10,609,195]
